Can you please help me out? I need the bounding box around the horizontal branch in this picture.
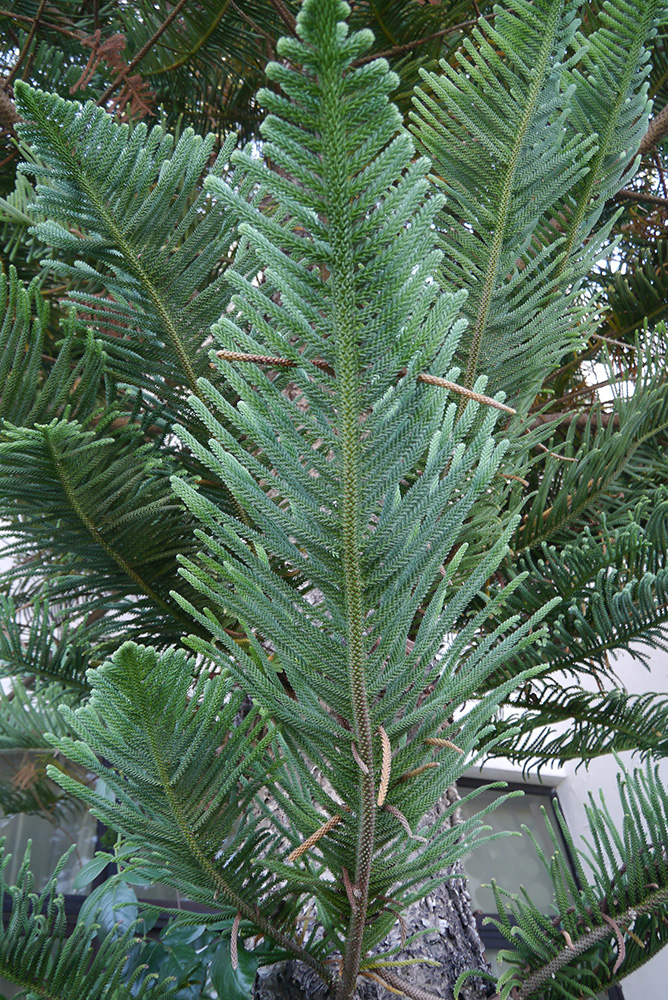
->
[515,885,668,999]
[352,17,483,67]
[0,7,82,41]
[374,968,446,1000]
[214,350,516,414]
[639,101,668,157]
[268,0,296,34]
[615,188,668,208]
[529,410,620,431]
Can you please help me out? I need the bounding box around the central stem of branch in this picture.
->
[320,58,376,1000]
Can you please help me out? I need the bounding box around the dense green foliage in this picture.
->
[0,1,668,999]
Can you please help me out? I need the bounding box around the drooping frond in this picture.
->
[514,338,668,554]
[486,683,668,770]
[486,759,668,999]
[410,0,663,406]
[0,418,217,651]
[0,595,90,691]
[0,265,105,428]
[599,248,668,340]
[0,144,48,272]
[0,675,76,754]
[0,259,235,660]
[0,843,179,1000]
[13,83,238,420]
[483,507,668,688]
[47,641,332,982]
[0,666,88,821]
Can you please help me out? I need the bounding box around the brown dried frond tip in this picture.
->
[397,762,440,783]
[287,814,341,863]
[231,912,241,969]
[377,726,391,806]
[424,737,464,753]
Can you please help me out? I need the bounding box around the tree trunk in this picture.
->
[253,786,495,1000]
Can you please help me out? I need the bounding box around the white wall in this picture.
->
[556,647,668,999]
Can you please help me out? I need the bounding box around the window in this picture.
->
[0,752,99,902]
[458,778,624,1000]
[0,754,100,999]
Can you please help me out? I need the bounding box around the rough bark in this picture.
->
[253,787,495,1000]
[639,100,668,156]
[0,80,21,134]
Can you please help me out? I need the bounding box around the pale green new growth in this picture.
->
[412,0,660,406]
[0,0,666,999]
[172,5,545,994]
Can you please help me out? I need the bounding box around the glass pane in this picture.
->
[135,881,187,904]
[458,786,571,914]
[0,755,99,998]
[0,974,19,998]
[0,753,98,895]
[0,808,98,894]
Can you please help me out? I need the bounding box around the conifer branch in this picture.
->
[0,9,82,41]
[559,3,660,273]
[43,428,193,629]
[374,968,446,1000]
[151,739,328,979]
[149,0,234,76]
[268,0,297,34]
[463,0,565,391]
[4,3,664,998]
[415,373,515,414]
[353,17,483,67]
[615,188,668,208]
[639,100,668,156]
[515,886,668,999]
[5,0,46,85]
